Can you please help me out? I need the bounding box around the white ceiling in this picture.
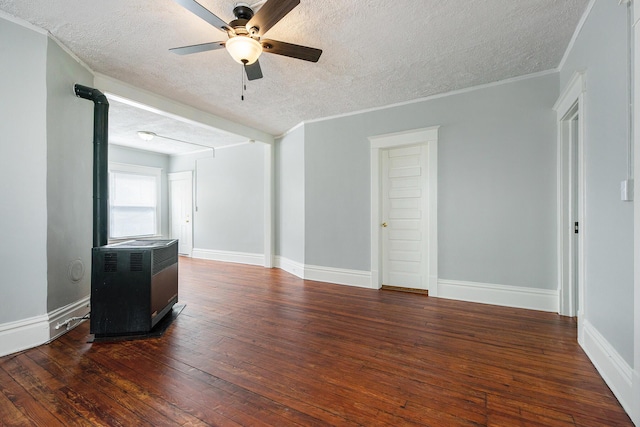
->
[0,0,590,153]
[108,98,247,154]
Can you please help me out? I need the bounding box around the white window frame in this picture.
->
[108,162,162,240]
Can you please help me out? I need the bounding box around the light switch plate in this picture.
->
[621,179,634,201]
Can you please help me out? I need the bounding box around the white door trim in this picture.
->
[632,7,640,424]
[263,142,274,268]
[169,171,194,256]
[554,72,586,329]
[369,126,439,294]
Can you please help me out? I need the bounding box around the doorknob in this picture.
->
[382,222,388,228]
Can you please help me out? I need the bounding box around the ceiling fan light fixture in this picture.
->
[225,35,262,65]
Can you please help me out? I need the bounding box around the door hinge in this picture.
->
[574,222,579,234]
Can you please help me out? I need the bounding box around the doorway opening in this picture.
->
[169,171,194,256]
[554,72,586,338]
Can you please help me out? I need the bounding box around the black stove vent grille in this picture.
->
[104,253,117,272]
[153,246,178,275]
[130,252,143,272]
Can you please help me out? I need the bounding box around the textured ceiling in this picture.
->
[109,98,247,154]
[1,0,589,147]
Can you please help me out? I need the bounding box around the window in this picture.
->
[109,163,161,239]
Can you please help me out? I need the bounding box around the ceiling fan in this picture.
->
[170,0,322,81]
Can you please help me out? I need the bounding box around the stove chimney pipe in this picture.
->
[74,84,109,248]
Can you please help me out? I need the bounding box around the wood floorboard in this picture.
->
[28,347,183,426]
[107,344,313,427]
[0,257,633,426]
[0,360,67,427]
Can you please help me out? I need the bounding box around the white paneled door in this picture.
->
[169,172,193,256]
[381,145,428,289]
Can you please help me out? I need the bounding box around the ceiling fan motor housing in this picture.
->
[233,4,254,20]
[233,3,261,36]
[229,18,250,35]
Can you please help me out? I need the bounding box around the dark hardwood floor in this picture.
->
[0,257,633,426]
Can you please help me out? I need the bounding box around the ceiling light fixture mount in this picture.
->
[137,130,157,141]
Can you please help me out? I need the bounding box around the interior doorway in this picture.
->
[554,72,585,328]
[169,171,194,256]
[369,127,439,294]
[563,106,582,317]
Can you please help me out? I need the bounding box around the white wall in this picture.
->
[109,145,171,238]
[46,38,94,312]
[170,144,265,256]
[0,18,48,325]
[196,144,264,253]
[275,125,305,264]
[559,0,633,366]
[304,118,372,272]
[302,72,559,290]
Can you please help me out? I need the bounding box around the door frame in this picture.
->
[169,171,194,257]
[369,126,439,294]
[554,72,586,331]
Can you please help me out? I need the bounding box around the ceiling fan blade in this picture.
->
[173,0,233,33]
[261,39,322,62]
[246,0,300,36]
[245,61,264,81]
[169,41,226,55]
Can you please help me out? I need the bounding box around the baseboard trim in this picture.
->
[0,295,93,357]
[276,261,558,297]
[275,256,305,278]
[304,264,373,289]
[275,256,373,288]
[191,255,560,310]
[437,279,559,312]
[48,295,90,342]
[581,320,634,418]
[0,314,49,357]
[192,248,264,266]
[632,371,640,425]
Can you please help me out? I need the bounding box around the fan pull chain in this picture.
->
[241,65,246,101]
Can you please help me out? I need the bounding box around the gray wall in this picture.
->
[302,73,558,289]
[169,151,200,174]
[275,125,305,263]
[304,119,372,271]
[0,19,49,324]
[46,37,94,312]
[170,144,265,254]
[560,0,633,364]
[109,145,171,238]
